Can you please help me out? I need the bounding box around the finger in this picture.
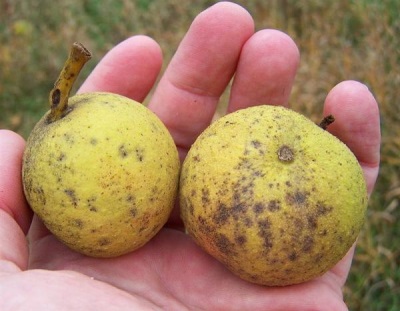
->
[148,2,254,155]
[0,130,31,233]
[323,80,381,194]
[328,243,356,287]
[227,29,300,112]
[0,130,31,270]
[78,35,163,102]
[27,214,51,244]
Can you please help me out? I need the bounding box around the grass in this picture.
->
[1,0,399,309]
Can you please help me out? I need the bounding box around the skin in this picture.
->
[0,2,380,311]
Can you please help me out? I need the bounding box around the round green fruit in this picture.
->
[180,105,367,286]
[22,43,180,258]
[23,92,180,258]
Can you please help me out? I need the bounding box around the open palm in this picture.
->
[0,3,380,310]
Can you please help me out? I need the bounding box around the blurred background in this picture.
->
[0,0,399,309]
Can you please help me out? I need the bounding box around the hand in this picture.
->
[0,2,380,310]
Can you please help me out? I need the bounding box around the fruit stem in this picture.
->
[319,115,335,130]
[47,42,92,123]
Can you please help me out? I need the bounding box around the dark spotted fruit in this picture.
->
[180,105,367,286]
[23,92,180,257]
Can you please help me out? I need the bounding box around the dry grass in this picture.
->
[1,1,399,309]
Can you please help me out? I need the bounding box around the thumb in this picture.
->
[0,130,31,271]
